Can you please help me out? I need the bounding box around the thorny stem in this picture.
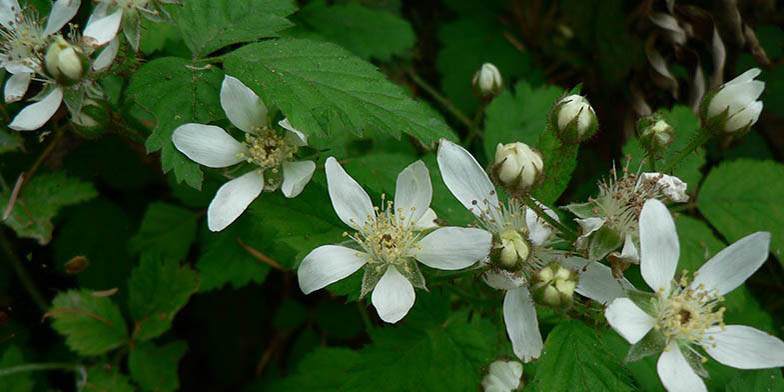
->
[0,362,82,378]
[661,130,712,173]
[520,195,578,242]
[462,100,489,147]
[22,125,65,187]
[0,231,48,312]
[406,68,473,129]
[431,265,488,282]
[198,54,226,63]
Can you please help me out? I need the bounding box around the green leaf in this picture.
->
[48,290,128,356]
[295,0,415,61]
[129,341,187,392]
[0,346,34,392]
[271,348,361,391]
[223,38,456,145]
[128,254,200,341]
[0,127,22,154]
[129,202,198,261]
[84,365,134,392]
[177,0,297,57]
[527,321,635,392]
[127,57,224,190]
[532,130,578,205]
[0,172,96,244]
[726,368,784,392]
[698,159,784,260]
[483,81,565,158]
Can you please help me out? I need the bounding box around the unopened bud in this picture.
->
[45,36,87,85]
[702,68,764,134]
[482,360,523,392]
[472,63,503,97]
[492,142,543,192]
[532,263,578,308]
[551,94,598,144]
[638,114,674,156]
[497,230,529,269]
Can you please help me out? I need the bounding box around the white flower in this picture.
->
[492,142,543,191]
[472,62,502,96]
[705,68,764,134]
[84,0,179,50]
[297,158,492,323]
[172,75,315,232]
[553,94,597,142]
[605,199,783,392]
[482,360,523,392]
[437,139,626,361]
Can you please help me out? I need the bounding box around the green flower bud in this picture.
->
[550,94,598,144]
[638,114,674,156]
[491,142,543,193]
[45,36,88,85]
[497,230,529,269]
[532,263,578,308]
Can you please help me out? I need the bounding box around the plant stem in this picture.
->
[520,195,578,242]
[661,130,712,173]
[406,68,473,128]
[463,100,488,146]
[0,231,47,312]
[0,362,80,377]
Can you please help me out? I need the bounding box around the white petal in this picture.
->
[726,100,762,132]
[172,124,247,168]
[220,75,266,132]
[691,232,770,296]
[525,201,557,246]
[325,157,374,230]
[641,173,689,203]
[486,360,523,390]
[44,0,81,36]
[657,345,707,392]
[281,160,315,198]
[279,118,308,146]
[561,257,633,305]
[483,268,526,290]
[297,245,367,294]
[412,208,438,231]
[619,234,640,263]
[92,37,119,72]
[0,0,21,29]
[639,199,679,292]
[371,266,415,323]
[576,217,605,237]
[703,325,784,369]
[415,227,491,270]
[207,170,264,232]
[85,2,109,25]
[394,160,432,226]
[82,9,122,47]
[9,87,63,131]
[4,71,31,103]
[605,298,655,344]
[724,68,761,86]
[436,139,499,219]
[503,288,543,362]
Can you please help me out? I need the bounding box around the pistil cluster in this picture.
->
[240,127,298,170]
[1,7,47,70]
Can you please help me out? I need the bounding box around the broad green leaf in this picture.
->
[129,341,187,392]
[48,290,128,356]
[223,38,456,145]
[0,172,96,244]
[294,0,415,61]
[127,57,224,190]
[483,81,565,158]
[698,159,784,260]
[725,368,784,392]
[270,348,361,391]
[527,321,635,392]
[177,0,296,57]
[129,202,198,261]
[0,346,34,392]
[0,128,22,154]
[128,254,200,341]
[84,365,134,392]
[533,129,578,205]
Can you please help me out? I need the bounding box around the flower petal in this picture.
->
[0,0,21,29]
[605,297,655,344]
[436,139,499,219]
[561,257,633,305]
[641,173,689,203]
[503,287,542,362]
[639,199,679,292]
[525,201,557,246]
[281,160,316,198]
[657,345,707,392]
[9,87,63,131]
[371,266,415,323]
[4,71,31,103]
[703,325,784,369]
[485,360,523,390]
[207,170,264,232]
[691,232,770,296]
[394,160,432,226]
[172,124,247,168]
[415,227,491,270]
[325,157,374,230]
[82,9,123,47]
[43,0,81,36]
[297,245,367,294]
[279,118,308,146]
[92,37,120,72]
[220,75,266,132]
[483,268,526,290]
[412,208,438,231]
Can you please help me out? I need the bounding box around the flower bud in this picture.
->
[472,62,503,97]
[638,114,674,155]
[482,360,523,392]
[702,68,764,134]
[45,36,87,85]
[532,263,578,308]
[497,230,529,269]
[551,94,598,144]
[492,142,543,191]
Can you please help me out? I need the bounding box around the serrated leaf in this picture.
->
[128,341,187,392]
[725,368,784,392]
[0,346,34,392]
[295,0,415,61]
[84,365,134,392]
[126,57,224,189]
[532,130,578,205]
[0,127,22,154]
[271,348,361,391]
[48,290,128,356]
[129,202,198,261]
[128,254,200,341]
[698,159,784,260]
[0,172,96,244]
[223,38,456,145]
[177,0,296,57]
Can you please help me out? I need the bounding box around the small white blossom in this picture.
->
[705,68,764,134]
[482,360,523,392]
[605,199,784,392]
[472,62,502,96]
[84,0,180,50]
[172,75,316,232]
[297,157,492,323]
[492,142,543,191]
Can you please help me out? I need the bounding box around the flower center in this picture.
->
[1,8,47,69]
[346,197,420,267]
[239,128,297,170]
[653,271,726,347]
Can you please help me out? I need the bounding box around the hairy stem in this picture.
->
[406,68,473,129]
[661,130,711,173]
[0,231,47,312]
[0,362,80,378]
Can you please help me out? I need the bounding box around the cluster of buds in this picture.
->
[550,94,598,144]
[701,68,764,135]
[472,62,503,97]
[637,113,674,158]
[531,262,578,308]
[490,142,543,194]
